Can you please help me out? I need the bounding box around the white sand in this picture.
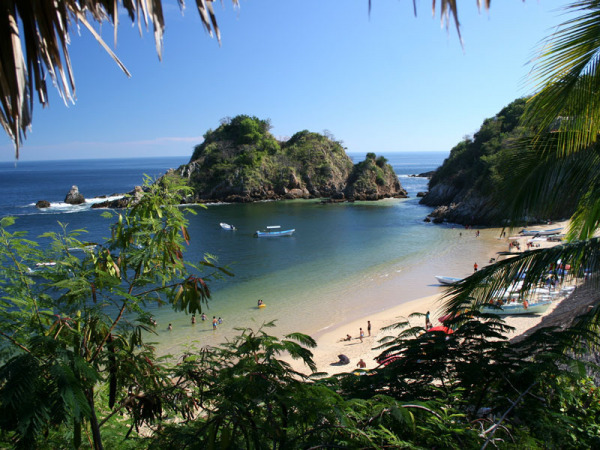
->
[286,221,571,376]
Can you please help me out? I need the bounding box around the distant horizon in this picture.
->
[0,149,449,164]
[0,2,557,162]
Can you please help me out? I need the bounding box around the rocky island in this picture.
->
[95,115,407,208]
[172,115,406,203]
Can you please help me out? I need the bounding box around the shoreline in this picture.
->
[286,220,571,376]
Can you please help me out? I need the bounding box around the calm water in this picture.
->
[0,152,464,352]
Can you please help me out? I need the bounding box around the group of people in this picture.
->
[333,321,373,369]
[335,354,367,369]
[340,321,373,343]
[159,312,223,331]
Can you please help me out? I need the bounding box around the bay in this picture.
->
[0,151,464,353]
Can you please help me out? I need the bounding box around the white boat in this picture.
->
[520,227,562,236]
[481,300,552,315]
[220,222,236,230]
[254,225,295,237]
[435,275,462,285]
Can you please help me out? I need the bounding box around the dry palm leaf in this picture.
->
[0,0,239,159]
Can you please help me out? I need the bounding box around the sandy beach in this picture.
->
[287,220,571,376]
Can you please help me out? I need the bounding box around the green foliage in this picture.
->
[0,176,231,448]
[345,152,397,195]
[376,155,388,168]
[185,116,354,199]
[430,97,529,195]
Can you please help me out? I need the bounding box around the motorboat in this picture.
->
[519,227,562,236]
[435,275,463,285]
[481,299,552,315]
[254,225,295,237]
[220,222,236,230]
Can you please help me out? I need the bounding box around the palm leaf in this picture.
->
[525,1,600,155]
[442,239,600,344]
[1,0,240,158]
[495,136,598,229]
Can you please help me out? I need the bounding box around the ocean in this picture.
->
[0,151,500,354]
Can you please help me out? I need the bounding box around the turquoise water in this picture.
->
[0,152,475,353]
[153,194,481,354]
[154,192,505,356]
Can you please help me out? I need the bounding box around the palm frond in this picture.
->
[1,0,240,158]
[525,1,600,155]
[568,183,600,240]
[495,137,599,227]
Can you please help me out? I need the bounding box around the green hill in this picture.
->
[420,98,575,225]
[171,115,407,202]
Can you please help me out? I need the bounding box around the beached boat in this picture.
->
[481,300,552,315]
[254,225,295,237]
[220,222,236,230]
[520,227,562,236]
[435,275,462,285]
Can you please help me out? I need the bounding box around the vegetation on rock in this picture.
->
[175,115,406,202]
[421,98,576,225]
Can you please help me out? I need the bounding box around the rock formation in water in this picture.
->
[91,186,145,209]
[64,185,85,205]
[36,200,50,208]
[168,115,407,203]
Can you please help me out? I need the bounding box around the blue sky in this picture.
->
[0,1,564,161]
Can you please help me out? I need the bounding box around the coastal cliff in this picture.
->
[420,98,575,225]
[170,115,407,203]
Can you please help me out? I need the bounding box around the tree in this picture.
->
[0,176,231,448]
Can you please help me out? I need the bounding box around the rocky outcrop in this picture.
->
[91,186,145,209]
[421,183,499,225]
[172,117,407,204]
[65,186,85,205]
[343,153,407,201]
[410,171,435,178]
[36,200,50,208]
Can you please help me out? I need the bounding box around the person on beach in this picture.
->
[474,262,478,272]
[257,299,263,307]
[168,323,172,331]
[201,313,207,321]
[218,317,223,324]
[367,320,372,336]
[359,328,364,343]
[337,354,350,365]
[357,359,366,368]
[425,311,432,329]
[191,314,196,324]
[212,316,217,330]
[342,334,352,342]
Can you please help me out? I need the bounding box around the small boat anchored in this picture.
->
[435,275,463,285]
[220,222,236,231]
[254,225,295,237]
[481,299,552,315]
[519,227,562,236]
